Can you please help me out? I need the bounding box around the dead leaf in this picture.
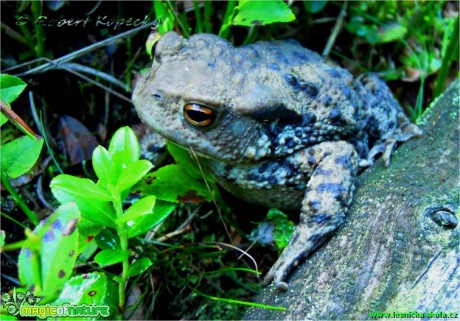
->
[59,115,98,165]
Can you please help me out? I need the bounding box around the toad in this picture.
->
[132,32,422,290]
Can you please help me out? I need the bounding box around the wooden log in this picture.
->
[244,79,459,320]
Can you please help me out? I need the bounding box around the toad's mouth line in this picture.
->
[164,138,221,161]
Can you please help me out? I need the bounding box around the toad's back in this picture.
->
[134,32,417,163]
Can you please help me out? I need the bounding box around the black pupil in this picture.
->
[187,110,210,122]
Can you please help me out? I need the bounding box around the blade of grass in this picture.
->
[1,211,28,229]
[190,287,286,311]
[1,22,29,46]
[243,26,257,45]
[434,16,459,98]
[61,63,128,90]
[31,1,45,57]
[16,15,36,55]
[218,1,237,39]
[32,93,64,174]
[192,0,203,33]
[398,39,425,119]
[322,1,347,57]
[1,172,39,225]
[165,1,190,37]
[203,1,213,34]
[124,37,133,88]
[204,267,261,276]
[415,77,425,119]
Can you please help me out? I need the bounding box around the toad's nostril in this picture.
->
[152,93,163,101]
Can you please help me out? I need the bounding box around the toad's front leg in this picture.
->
[263,141,358,291]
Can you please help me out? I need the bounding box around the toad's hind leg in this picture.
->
[263,141,358,290]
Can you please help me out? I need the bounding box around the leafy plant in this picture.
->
[1,74,43,225]
[46,126,229,316]
[151,0,296,44]
[134,142,218,205]
[153,1,175,35]
[219,0,295,41]
[250,208,295,253]
[49,127,161,310]
[2,127,178,317]
[345,1,458,118]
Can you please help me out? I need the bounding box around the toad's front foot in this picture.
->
[262,251,306,291]
[261,225,332,291]
[262,255,293,291]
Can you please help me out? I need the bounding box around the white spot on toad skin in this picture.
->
[257,135,270,147]
[245,146,256,159]
[256,149,267,159]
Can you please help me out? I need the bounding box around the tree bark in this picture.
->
[244,79,459,320]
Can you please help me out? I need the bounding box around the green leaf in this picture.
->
[53,272,117,318]
[108,126,140,175]
[95,228,121,250]
[51,175,116,227]
[50,174,113,202]
[77,216,103,238]
[67,197,115,227]
[127,200,176,238]
[1,136,43,178]
[154,0,175,35]
[145,32,162,57]
[1,114,8,127]
[345,17,380,45]
[92,145,116,186]
[251,210,294,249]
[39,204,80,299]
[233,0,295,27]
[117,195,156,224]
[267,208,295,252]
[303,0,328,13]
[0,74,27,104]
[345,18,406,45]
[17,242,40,296]
[94,249,130,267]
[166,141,203,179]
[137,164,213,203]
[18,203,80,301]
[127,257,153,277]
[115,159,153,193]
[0,230,5,248]
[77,236,98,262]
[377,22,407,43]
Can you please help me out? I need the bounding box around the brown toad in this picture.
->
[132,32,422,290]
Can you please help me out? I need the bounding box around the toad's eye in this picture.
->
[183,103,215,127]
